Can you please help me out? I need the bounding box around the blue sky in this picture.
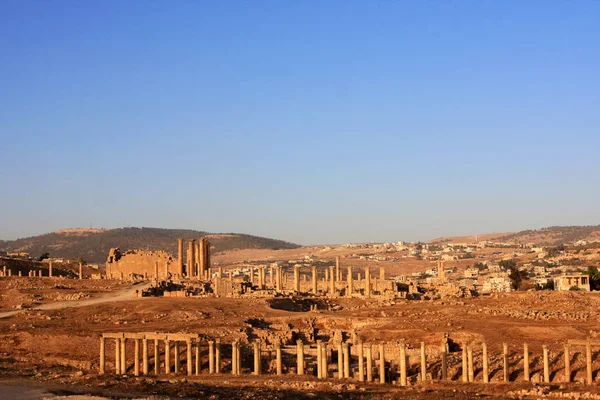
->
[1,1,599,244]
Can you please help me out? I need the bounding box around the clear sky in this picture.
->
[1,1,599,244]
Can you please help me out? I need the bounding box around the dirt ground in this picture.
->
[2,274,600,398]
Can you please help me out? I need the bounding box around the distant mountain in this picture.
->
[0,227,301,263]
[430,225,600,246]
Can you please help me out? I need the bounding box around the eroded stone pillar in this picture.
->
[49,262,53,277]
[321,342,328,379]
[276,342,282,375]
[337,342,343,379]
[293,266,300,292]
[209,341,215,373]
[231,342,237,375]
[174,342,180,373]
[99,337,105,375]
[365,268,371,298]
[366,344,373,382]
[297,340,304,375]
[312,265,317,294]
[154,261,159,280]
[467,346,474,383]
[543,345,550,383]
[380,266,385,281]
[142,338,149,375]
[187,339,193,376]
[134,339,140,376]
[462,346,468,382]
[215,340,221,373]
[317,340,323,379]
[329,265,335,295]
[441,346,448,381]
[482,343,488,383]
[357,342,364,382]
[188,240,195,277]
[79,262,83,280]
[347,266,353,297]
[335,256,340,281]
[253,340,261,375]
[120,338,126,374]
[378,344,385,384]
[154,339,159,375]
[503,343,508,382]
[587,340,593,384]
[115,338,120,374]
[343,342,350,378]
[165,340,171,374]
[564,343,571,383]
[400,342,407,386]
[523,343,529,382]
[421,341,427,382]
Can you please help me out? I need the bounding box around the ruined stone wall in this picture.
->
[107,250,175,280]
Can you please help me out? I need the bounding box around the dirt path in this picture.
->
[0,282,151,319]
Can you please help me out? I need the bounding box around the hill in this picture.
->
[430,225,600,246]
[0,227,300,264]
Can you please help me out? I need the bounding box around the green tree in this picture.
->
[38,252,50,261]
[500,259,528,290]
[586,265,600,291]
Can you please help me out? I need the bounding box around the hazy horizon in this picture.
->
[2,2,599,245]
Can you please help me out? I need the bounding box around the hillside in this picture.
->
[430,225,600,246]
[0,227,300,264]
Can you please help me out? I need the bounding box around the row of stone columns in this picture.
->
[1,266,58,278]
[176,237,211,279]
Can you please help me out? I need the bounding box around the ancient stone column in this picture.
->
[120,338,126,374]
[115,338,120,374]
[237,341,242,375]
[336,257,340,281]
[400,342,407,386]
[297,340,304,375]
[503,343,508,382]
[199,238,206,278]
[187,240,195,277]
[196,340,202,375]
[366,344,373,382]
[316,341,323,379]
[293,266,300,292]
[142,338,149,375]
[187,339,193,376]
[564,343,571,383]
[231,342,237,375]
[467,346,474,383]
[587,339,593,384]
[378,344,385,384]
[343,343,350,379]
[154,339,159,375]
[421,342,427,382]
[49,262,53,277]
[154,261,159,280]
[134,339,140,376]
[347,266,353,298]
[329,265,335,295]
[253,340,261,375]
[337,342,343,379]
[321,342,328,379]
[543,345,550,383]
[523,343,529,382]
[325,267,329,283]
[215,340,221,373]
[462,346,468,383]
[177,238,184,277]
[357,342,364,382]
[365,268,371,298]
[276,342,282,375]
[79,262,83,280]
[441,346,448,381]
[481,343,488,383]
[312,265,317,294]
[209,341,215,373]
[165,340,171,374]
[174,342,180,373]
[99,337,105,375]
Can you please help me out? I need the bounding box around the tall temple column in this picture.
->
[215,340,221,373]
[165,340,171,374]
[462,346,468,382]
[79,262,83,280]
[316,341,323,379]
[467,346,474,382]
[177,238,184,277]
[231,342,237,375]
[99,337,105,375]
[347,266,353,297]
[154,339,159,375]
[297,340,304,375]
[312,265,317,293]
[587,340,593,384]
[174,342,180,373]
[380,266,385,281]
[335,256,340,281]
[49,262,53,277]
[543,345,550,383]
[365,267,371,298]
[503,343,509,382]
[421,342,427,382]
[293,266,300,292]
[195,340,200,375]
[134,339,140,376]
[154,261,159,280]
[482,342,488,383]
[329,265,335,295]
[188,240,195,277]
[337,342,343,379]
[321,342,328,379]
